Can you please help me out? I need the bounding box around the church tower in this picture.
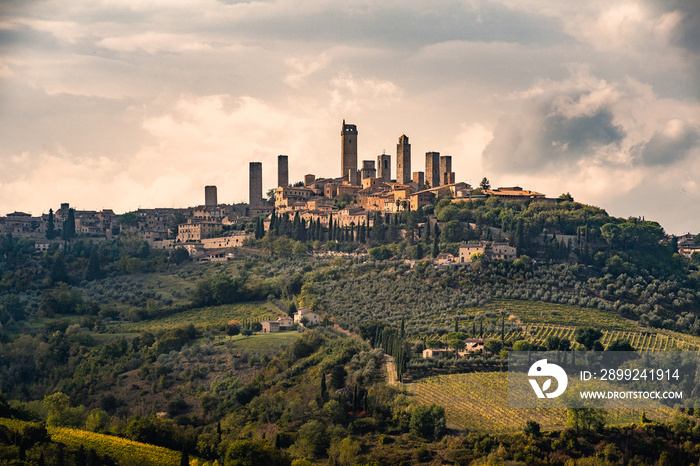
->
[341,120,358,183]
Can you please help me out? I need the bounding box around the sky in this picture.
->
[0,0,699,234]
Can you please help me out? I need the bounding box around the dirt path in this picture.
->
[384,354,398,386]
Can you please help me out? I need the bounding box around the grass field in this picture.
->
[405,372,676,433]
[115,301,284,333]
[217,331,300,354]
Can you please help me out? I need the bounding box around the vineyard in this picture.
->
[49,426,184,466]
[522,325,700,351]
[0,418,185,466]
[405,372,676,433]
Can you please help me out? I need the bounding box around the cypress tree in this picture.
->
[46,208,56,239]
[62,208,76,241]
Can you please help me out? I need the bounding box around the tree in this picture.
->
[225,439,290,466]
[449,339,465,352]
[607,339,634,352]
[566,407,605,433]
[523,420,541,437]
[480,177,491,190]
[169,247,190,265]
[85,249,102,281]
[44,392,71,426]
[46,208,57,239]
[484,339,503,354]
[512,340,531,351]
[62,208,76,241]
[409,404,446,439]
[574,327,603,351]
[328,437,361,466]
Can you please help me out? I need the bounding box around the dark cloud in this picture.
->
[633,120,699,166]
[544,110,624,152]
[483,91,625,174]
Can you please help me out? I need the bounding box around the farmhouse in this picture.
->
[260,316,295,333]
[294,307,321,327]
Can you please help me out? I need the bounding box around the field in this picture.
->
[0,418,184,466]
[217,331,300,354]
[405,372,676,433]
[114,301,284,332]
[523,325,700,351]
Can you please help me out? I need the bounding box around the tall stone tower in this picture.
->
[205,185,217,207]
[249,162,262,207]
[377,153,391,182]
[425,151,441,188]
[440,155,454,185]
[396,135,411,184]
[278,155,289,187]
[341,120,358,182]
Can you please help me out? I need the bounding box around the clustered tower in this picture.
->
[396,135,411,184]
[204,185,217,207]
[425,151,441,188]
[377,153,391,182]
[440,155,455,185]
[341,120,358,183]
[278,155,289,188]
[249,162,262,207]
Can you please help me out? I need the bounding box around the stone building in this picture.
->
[459,241,517,263]
[440,155,455,185]
[278,155,289,188]
[396,135,411,185]
[361,160,376,180]
[425,151,441,188]
[377,153,391,182]
[413,171,425,187]
[249,162,263,207]
[205,186,217,207]
[341,120,358,180]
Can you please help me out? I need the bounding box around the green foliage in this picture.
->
[574,327,603,350]
[409,404,446,440]
[225,439,290,466]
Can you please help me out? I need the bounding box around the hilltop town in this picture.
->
[0,124,571,251]
[2,121,698,265]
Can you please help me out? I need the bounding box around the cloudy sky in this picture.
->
[1,0,699,233]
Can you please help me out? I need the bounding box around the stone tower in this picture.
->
[205,185,217,207]
[440,155,454,185]
[361,160,376,180]
[413,171,425,187]
[278,155,289,187]
[341,120,358,182]
[396,135,411,184]
[377,153,391,182]
[425,151,441,188]
[249,162,262,207]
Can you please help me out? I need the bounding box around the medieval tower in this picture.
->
[396,135,411,184]
[278,155,289,187]
[377,153,391,182]
[204,185,217,207]
[341,120,358,183]
[425,151,441,188]
[249,162,263,206]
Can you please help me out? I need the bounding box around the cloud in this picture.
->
[634,119,699,166]
[483,71,626,173]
